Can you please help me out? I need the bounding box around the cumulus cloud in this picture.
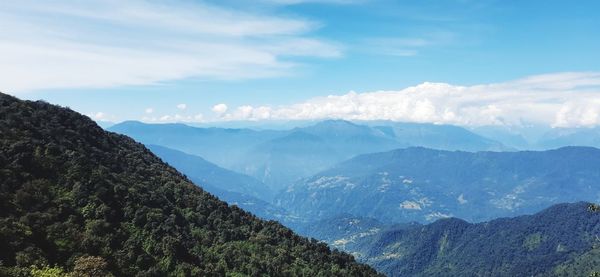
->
[93,112,106,120]
[176,104,187,110]
[87,111,115,122]
[145,108,154,114]
[212,103,228,115]
[143,113,204,123]
[0,0,339,93]
[218,72,600,127]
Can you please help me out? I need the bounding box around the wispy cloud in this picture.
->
[214,72,600,128]
[362,32,456,57]
[262,0,366,5]
[0,0,340,93]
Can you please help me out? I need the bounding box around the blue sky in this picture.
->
[2,0,600,127]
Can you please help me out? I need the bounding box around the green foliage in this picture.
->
[552,247,600,276]
[0,93,380,276]
[30,265,68,277]
[523,233,545,251]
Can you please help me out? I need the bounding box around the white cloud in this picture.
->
[145,108,154,114]
[143,113,204,123]
[93,112,106,120]
[0,0,339,93]
[212,103,229,115]
[176,104,187,110]
[216,72,600,128]
[87,111,116,122]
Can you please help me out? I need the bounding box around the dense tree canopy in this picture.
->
[0,93,380,276]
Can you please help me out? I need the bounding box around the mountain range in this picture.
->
[109,120,506,190]
[277,146,600,223]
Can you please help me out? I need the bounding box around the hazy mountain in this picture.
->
[471,125,600,151]
[111,120,506,190]
[297,120,406,158]
[235,120,405,188]
[277,147,600,223]
[380,122,508,151]
[538,127,600,149]
[146,145,299,222]
[147,144,272,200]
[321,202,600,277]
[233,131,344,189]
[108,120,283,168]
[0,93,380,276]
[470,125,534,149]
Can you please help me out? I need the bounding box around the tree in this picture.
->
[71,256,112,277]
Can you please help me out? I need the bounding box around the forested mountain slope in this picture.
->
[0,93,379,276]
[329,202,600,277]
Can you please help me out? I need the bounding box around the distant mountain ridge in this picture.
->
[110,119,506,190]
[277,146,600,223]
[108,120,283,168]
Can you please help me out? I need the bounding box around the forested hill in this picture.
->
[0,93,380,276]
[331,202,600,277]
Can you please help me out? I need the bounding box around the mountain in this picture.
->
[146,145,298,223]
[0,93,380,276]
[379,122,508,151]
[110,120,506,190]
[108,121,283,169]
[470,125,534,149]
[470,125,600,151]
[294,214,388,244]
[277,147,600,223]
[538,127,600,149]
[147,144,272,200]
[234,120,405,188]
[233,131,344,189]
[319,202,600,277]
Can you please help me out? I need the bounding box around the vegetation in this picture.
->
[329,202,600,277]
[0,93,380,276]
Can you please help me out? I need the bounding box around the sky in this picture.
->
[2,0,600,127]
